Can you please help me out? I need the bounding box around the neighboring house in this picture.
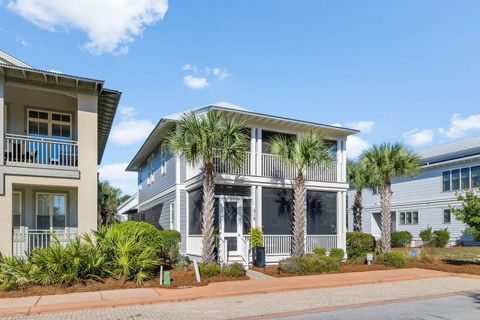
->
[0,51,121,257]
[126,102,357,264]
[348,137,480,246]
[117,192,138,221]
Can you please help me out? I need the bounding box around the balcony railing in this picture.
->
[243,234,338,256]
[13,227,78,259]
[214,151,251,176]
[5,133,78,168]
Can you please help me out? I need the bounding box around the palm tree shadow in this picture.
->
[467,292,480,309]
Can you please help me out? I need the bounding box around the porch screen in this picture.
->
[306,191,337,235]
[262,187,293,235]
[188,188,219,235]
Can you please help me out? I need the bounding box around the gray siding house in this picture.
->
[126,102,357,264]
[348,137,480,246]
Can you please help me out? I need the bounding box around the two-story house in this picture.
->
[126,102,357,264]
[0,51,121,257]
[348,137,480,246]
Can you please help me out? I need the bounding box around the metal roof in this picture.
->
[417,136,480,166]
[0,54,120,164]
[126,102,358,171]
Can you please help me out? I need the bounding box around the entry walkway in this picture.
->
[0,268,473,317]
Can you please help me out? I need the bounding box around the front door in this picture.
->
[220,197,243,255]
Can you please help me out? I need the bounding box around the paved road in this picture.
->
[283,293,480,320]
[2,277,479,319]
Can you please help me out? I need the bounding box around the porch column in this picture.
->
[0,78,4,166]
[76,93,98,235]
[336,191,347,256]
[256,129,262,176]
[0,177,13,255]
[341,138,347,183]
[256,185,262,228]
[250,128,256,176]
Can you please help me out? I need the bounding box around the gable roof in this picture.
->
[0,51,121,164]
[418,136,480,166]
[126,102,358,171]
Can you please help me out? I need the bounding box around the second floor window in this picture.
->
[147,154,155,185]
[160,143,167,175]
[443,165,480,191]
[28,109,72,140]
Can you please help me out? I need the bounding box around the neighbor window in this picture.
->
[442,171,451,191]
[451,169,460,190]
[147,154,155,185]
[461,168,470,189]
[443,209,451,224]
[472,166,480,188]
[160,143,167,175]
[400,211,418,225]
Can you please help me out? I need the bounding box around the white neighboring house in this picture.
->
[126,102,357,265]
[116,192,138,221]
[0,50,121,257]
[348,137,480,246]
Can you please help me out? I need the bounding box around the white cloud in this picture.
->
[347,135,370,159]
[213,67,228,80]
[98,162,137,195]
[346,120,374,133]
[16,36,32,47]
[183,75,209,89]
[48,69,62,74]
[403,129,434,146]
[110,105,154,145]
[439,113,480,139]
[7,0,168,55]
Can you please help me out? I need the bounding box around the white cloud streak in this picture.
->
[439,113,480,139]
[181,64,228,89]
[347,135,370,159]
[183,75,209,89]
[7,0,168,55]
[110,105,154,145]
[98,162,137,195]
[403,129,434,146]
[346,120,375,133]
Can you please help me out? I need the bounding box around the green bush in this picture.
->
[433,229,450,247]
[279,255,340,275]
[0,256,35,291]
[249,228,264,247]
[329,248,344,260]
[376,251,406,268]
[419,227,433,246]
[199,262,221,277]
[346,232,376,259]
[391,231,413,248]
[173,257,190,271]
[159,230,181,263]
[222,263,245,277]
[104,222,164,252]
[313,247,326,256]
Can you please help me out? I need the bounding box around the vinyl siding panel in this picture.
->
[180,190,187,254]
[138,149,176,204]
[134,191,176,230]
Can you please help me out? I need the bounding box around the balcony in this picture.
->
[214,152,339,183]
[5,133,78,169]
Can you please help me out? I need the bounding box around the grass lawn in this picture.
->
[393,247,480,260]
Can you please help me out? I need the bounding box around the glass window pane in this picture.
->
[29,110,38,118]
[52,113,61,121]
[61,115,71,122]
[37,194,50,216]
[442,171,451,191]
[61,125,70,137]
[242,199,251,235]
[452,170,460,190]
[13,192,21,216]
[443,209,451,223]
[461,168,470,189]
[53,195,66,228]
[225,236,237,251]
[224,201,237,233]
[38,122,48,135]
[38,112,48,120]
[52,124,61,137]
[472,166,480,187]
[13,215,20,228]
[400,212,405,225]
[406,212,412,224]
[29,121,39,134]
[412,211,418,224]
[37,216,50,229]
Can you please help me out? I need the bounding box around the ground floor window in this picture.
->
[36,192,67,229]
[443,209,451,224]
[306,191,337,235]
[399,211,418,225]
[13,191,22,228]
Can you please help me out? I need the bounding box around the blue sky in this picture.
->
[1,0,480,194]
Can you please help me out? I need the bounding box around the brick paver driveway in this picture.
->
[2,276,480,320]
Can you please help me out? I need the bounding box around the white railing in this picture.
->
[305,235,338,253]
[263,235,293,255]
[214,152,251,175]
[217,237,229,265]
[261,153,338,182]
[13,227,78,259]
[5,133,78,168]
[240,235,251,267]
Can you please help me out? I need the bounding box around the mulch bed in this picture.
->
[406,261,480,276]
[0,267,248,299]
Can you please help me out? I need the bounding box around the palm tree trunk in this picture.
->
[353,191,363,232]
[380,182,392,253]
[292,173,306,257]
[202,163,216,263]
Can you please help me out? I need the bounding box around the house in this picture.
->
[117,192,138,221]
[348,137,480,246]
[0,51,121,257]
[126,102,357,264]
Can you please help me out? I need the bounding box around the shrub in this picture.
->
[159,230,181,263]
[329,248,344,260]
[279,255,340,275]
[419,227,433,246]
[104,222,164,252]
[391,231,413,248]
[222,263,245,277]
[432,229,450,247]
[0,256,35,290]
[249,228,264,247]
[376,251,406,268]
[346,232,376,259]
[199,262,221,278]
[313,247,326,256]
[173,257,190,271]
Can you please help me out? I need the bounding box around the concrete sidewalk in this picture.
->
[0,268,467,317]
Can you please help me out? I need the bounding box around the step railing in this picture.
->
[5,133,78,168]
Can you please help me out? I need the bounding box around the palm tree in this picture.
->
[270,132,332,257]
[347,159,368,232]
[361,143,421,253]
[168,111,248,263]
[98,181,127,226]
